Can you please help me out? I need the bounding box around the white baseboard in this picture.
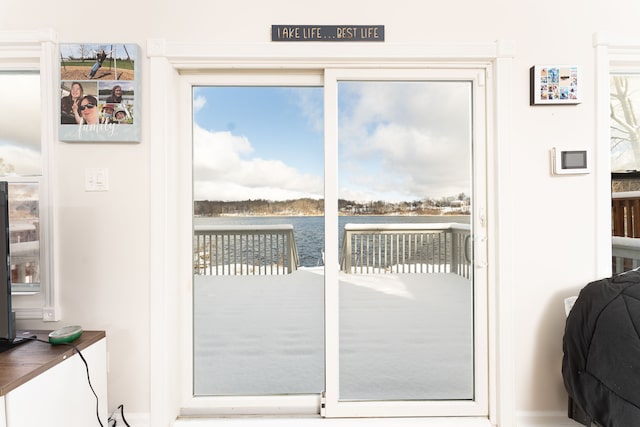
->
[110,412,150,427]
[516,411,585,427]
[174,417,492,427]
[165,412,585,427]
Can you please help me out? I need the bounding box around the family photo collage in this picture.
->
[538,66,579,102]
[59,43,139,142]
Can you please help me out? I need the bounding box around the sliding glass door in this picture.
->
[189,68,488,418]
[192,84,325,399]
[323,69,487,417]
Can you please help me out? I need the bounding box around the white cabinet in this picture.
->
[0,332,107,427]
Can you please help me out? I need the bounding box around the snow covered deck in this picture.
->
[193,267,473,401]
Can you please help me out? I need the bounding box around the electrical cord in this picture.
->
[24,336,104,427]
[108,404,131,427]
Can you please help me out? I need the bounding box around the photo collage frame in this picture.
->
[59,43,140,142]
[530,65,580,105]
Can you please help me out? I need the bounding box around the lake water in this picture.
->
[194,215,470,267]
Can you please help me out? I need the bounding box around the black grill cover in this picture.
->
[562,271,640,427]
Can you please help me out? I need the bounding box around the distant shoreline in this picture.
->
[195,212,470,218]
[194,198,470,218]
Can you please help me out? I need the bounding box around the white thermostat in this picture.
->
[551,148,590,175]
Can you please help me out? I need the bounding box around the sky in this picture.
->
[193,86,325,202]
[0,72,41,176]
[337,81,472,202]
[59,43,139,62]
[193,81,472,203]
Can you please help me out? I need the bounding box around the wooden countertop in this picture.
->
[0,330,105,395]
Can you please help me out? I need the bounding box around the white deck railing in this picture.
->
[10,241,39,285]
[9,221,40,288]
[194,224,299,275]
[340,222,472,277]
[612,236,640,274]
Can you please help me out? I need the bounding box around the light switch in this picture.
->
[85,168,109,191]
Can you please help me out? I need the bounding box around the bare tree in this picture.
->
[611,76,640,169]
[0,159,15,176]
[79,44,91,62]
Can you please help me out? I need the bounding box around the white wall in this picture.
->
[2,0,640,424]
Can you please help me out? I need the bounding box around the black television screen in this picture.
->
[0,181,14,342]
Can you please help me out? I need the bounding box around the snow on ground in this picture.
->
[194,268,473,400]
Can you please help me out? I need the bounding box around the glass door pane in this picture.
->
[611,74,640,273]
[192,86,325,396]
[337,80,473,401]
[324,69,487,417]
[0,72,42,293]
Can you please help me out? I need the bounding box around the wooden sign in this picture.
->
[272,25,384,42]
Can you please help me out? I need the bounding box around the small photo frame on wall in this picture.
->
[530,65,581,105]
[59,43,140,142]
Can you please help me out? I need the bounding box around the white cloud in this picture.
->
[338,81,472,200]
[193,125,323,201]
[193,95,207,113]
[0,73,40,153]
[290,88,323,134]
[0,144,41,176]
[192,82,474,203]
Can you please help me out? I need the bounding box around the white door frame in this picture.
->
[179,71,324,416]
[148,39,515,427]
